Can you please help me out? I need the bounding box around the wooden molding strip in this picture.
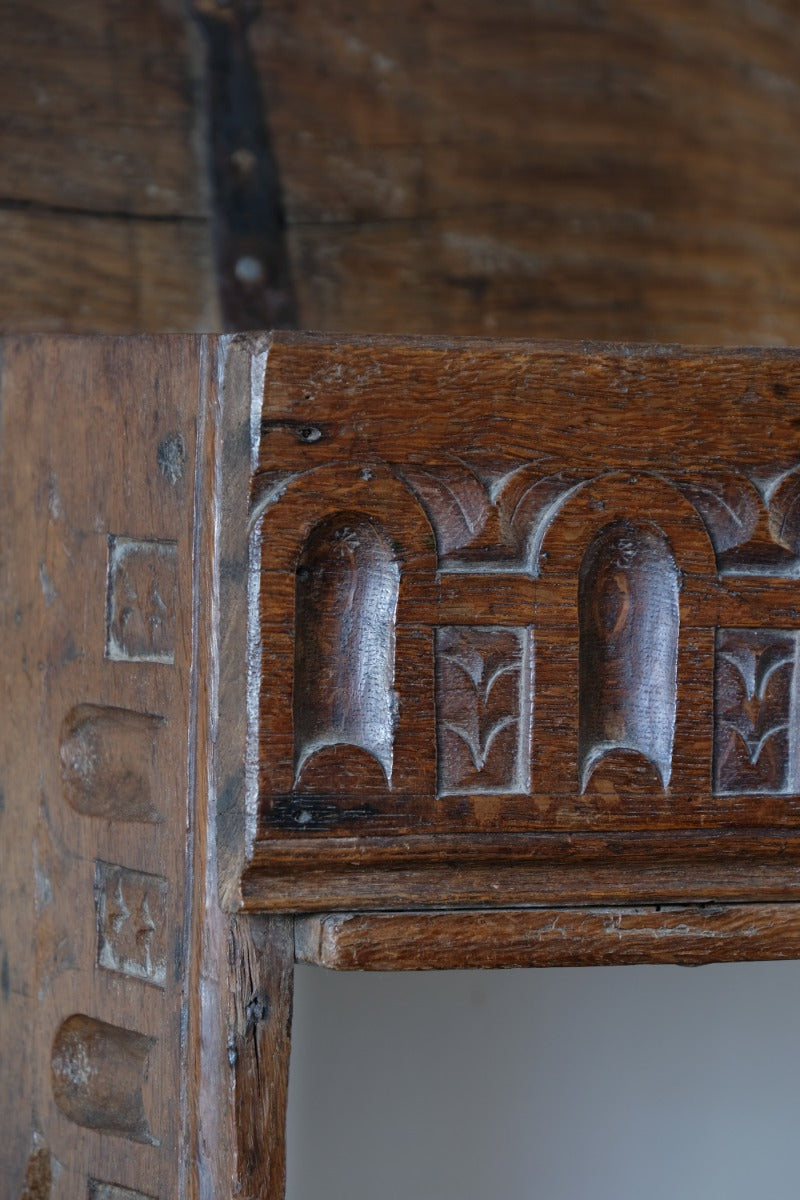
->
[295,904,800,971]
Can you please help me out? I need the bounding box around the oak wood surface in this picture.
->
[6,331,800,1197]
[253,0,800,343]
[295,904,800,970]
[4,2,800,343]
[243,333,800,910]
[0,336,203,1194]
[0,0,219,334]
[0,334,291,1199]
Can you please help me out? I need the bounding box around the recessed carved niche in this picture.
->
[578,520,679,792]
[60,705,164,822]
[51,1015,157,1144]
[253,464,436,829]
[293,512,399,789]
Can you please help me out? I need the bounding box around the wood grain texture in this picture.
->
[0,335,203,1194]
[242,832,800,914]
[240,333,800,910]
[0,207,218,335]
[0,335,297,1199]
[0,0,219,333]
[0,333,297,1197]
[295,904,800,970]
[0,0,205,217]
[252,0,800,343]
[7,1,800,342]
[9,331,800,1197]
[185,333,295,1200]
[228,916,293,1200]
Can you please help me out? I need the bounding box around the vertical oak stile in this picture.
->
[187,333,294,1200]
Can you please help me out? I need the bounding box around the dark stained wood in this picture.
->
[252,0,800,343]
[295,904,800,970]
[0,197,218,337]
[240,333,800,909]
[228,916,293,1200]
[578,520,680,793]
[0,0,205,218]
[242,832,800,913]
[0,335,295,1198]
[5,3,800,342]
[185,333,294,1200]
[0,0,219,333]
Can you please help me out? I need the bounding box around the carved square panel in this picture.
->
[106,536,177,664]
[95,860,168,987]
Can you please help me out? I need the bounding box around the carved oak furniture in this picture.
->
[4,333,800,1197]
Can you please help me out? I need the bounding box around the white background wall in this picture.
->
[286,961,800,1200]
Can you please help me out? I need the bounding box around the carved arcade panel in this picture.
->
[240,337,800,905]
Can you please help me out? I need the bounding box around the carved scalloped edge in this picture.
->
[671,465,800,577]
[250,456,800,579]
[396,455,590,576]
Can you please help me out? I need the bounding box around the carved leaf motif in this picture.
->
[95,862,167,987]
[451,449,535,503]
[442,715,517,772]
[767,468,800,553]
[399,462,490,554]
[714,630,797,794]
[435,627,530,793]
[671,475,759,553]
[497,467,585,566]
[441,645,520,770]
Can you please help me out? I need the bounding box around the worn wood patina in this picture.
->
[3,333,800,1195]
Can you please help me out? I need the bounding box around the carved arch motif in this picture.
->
[578,520,680,792]
[293,511,399,787]
[254,463,437,819]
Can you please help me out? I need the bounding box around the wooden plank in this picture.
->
[252,0,800,341]
[295,904,800,970]
[0,333,297,1196]
[242,832,800,913]
[0,0,220,333]
[0,335,204,1194]
[284,220,800,343]
[0,210,217,333]
[228,917,293,1200]
[0,0,206,218]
